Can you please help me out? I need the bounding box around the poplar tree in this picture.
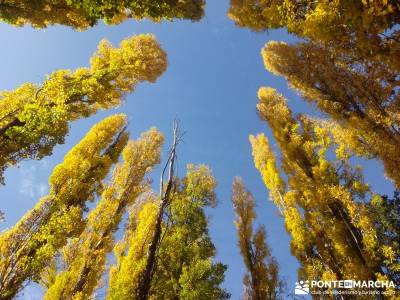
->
[249,87,397,293]
[0,114,128,299]
[42,128,164,300]
[0,34,167,184]
[107,193,159,300]
[228,1,400,189]
[0,0,205,29]
[229,0,400,33]
[135,121,181,300]
[261,40,400,188]
[107,165,229,300]
[227,0,400,69]
[231,177,283,300]
[150,165,229,300]
[368,192,400,286]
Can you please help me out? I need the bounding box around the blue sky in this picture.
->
[0,1,395,299]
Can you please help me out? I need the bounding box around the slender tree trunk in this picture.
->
[137,122,180,300]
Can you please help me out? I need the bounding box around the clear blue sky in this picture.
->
[0,1,395,299]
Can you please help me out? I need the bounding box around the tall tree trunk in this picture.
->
[137,122,180,300]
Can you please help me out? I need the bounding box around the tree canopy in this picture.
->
[262,40,400,188]
[0,0,205,29]
[1,1,399,298]
[231,177,284,299]
[43,128,164,300]
[108,165,230,300]
[0,114,128,299]
[250,87,397,294]
[0,34,167,184]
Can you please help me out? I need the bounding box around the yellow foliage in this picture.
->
[262,40,400,188]
[0,0,205,29]
[231,177,283,299]
[43,128,163,300]
[0,115,127,299]
[107,199,159,300]
[228,0,400,72]
[251,88,392,288]
[249,133,286,212]
[0,34,167,184]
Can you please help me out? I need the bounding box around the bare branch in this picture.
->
[137,120,182,300]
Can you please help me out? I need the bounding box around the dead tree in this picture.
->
[137,121,181,300]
